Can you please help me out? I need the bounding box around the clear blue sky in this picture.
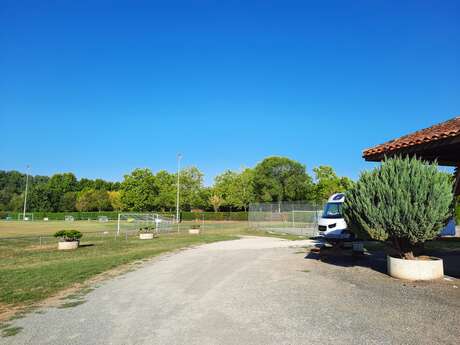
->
[1,0,459,185]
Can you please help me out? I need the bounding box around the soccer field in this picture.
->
[0,220,116,238]
[0,220,249,238]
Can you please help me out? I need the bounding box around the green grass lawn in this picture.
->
[0,220,298,315]
[3,219,455,318]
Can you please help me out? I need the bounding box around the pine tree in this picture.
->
[343,156,453,259]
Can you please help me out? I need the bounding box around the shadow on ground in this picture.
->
[305,246,387,275]
[305,245,460,278]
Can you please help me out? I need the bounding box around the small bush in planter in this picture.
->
[139,226,156,233]
[190,225,201,230]
[54,230,83,242]
[343,156,453,260]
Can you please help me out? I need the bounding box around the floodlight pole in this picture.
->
[176,154,182,228]
[22,165,30,220]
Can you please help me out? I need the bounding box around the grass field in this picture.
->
[0,220,301,319]
[2,220,457,322]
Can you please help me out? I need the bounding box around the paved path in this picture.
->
[3,236,460,345]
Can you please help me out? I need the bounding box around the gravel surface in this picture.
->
[3,236,459,345]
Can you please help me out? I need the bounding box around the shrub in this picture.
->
[53,230,83,242]
[343,157,453,259]
[190,224,201,229]
[139,226,155,233]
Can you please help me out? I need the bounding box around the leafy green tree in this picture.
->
[213,168,255,210]
[253,157,313,203]
[154,170,176,211]
[28,185,53,212]
[93,179,112,191]
[120,169,158,211]
[313,166,354,203]
[343,157,453,260]
[59,192,77,212]
[178,167,205,210]
[8,193,24,211]
[77,178,95,191]
[48,173,78,194]
[108,191,123,211]
[209,194,223,212]
[0,190,10,211]
[94,190,112,211]
[198,187,212,210]
[47,173,78,211]
[213,170,239,209]
[75,189,97,212]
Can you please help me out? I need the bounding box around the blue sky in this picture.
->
[1,0,459,185]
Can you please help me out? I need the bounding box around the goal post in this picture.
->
[18,213,34,221]
[65,215,75,222]
[248,202,323,236]
[291,210,322,229]
[116,213,174,236]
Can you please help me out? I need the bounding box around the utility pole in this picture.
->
[176,153,182,226]
[23,164,30,220]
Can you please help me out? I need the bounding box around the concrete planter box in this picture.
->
[58,241,79,250]
[387,255,444,281]
[189,229,200,235]
[139,233,154,240]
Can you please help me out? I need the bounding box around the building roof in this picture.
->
[363,116,460,160]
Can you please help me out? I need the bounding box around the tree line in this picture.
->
[0,157,353,213]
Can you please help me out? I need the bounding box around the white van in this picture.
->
[317,193,354,242]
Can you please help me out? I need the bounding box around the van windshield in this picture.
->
[322,202,343,219]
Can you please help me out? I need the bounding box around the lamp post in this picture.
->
[23,164,30,220]
[176,154,182,226]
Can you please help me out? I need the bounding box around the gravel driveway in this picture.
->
[3,236,459,345]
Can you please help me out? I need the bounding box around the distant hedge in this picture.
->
[180,211,248,221]
[0,211,248,221]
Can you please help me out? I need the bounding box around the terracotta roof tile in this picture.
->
[363,116,460,157]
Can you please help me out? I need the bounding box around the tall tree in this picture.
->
[213,168,255,210]
[59,192,77,212]
[76,189,96,212]
[178,167,205,210]
[209,194,223,212]
[47,173,78,211]
[154,170,176,211]
[313,166,354,203]
[108,191,123,211]
[253,157,313,203]
[93,190,112,211]
[120,168,158,211]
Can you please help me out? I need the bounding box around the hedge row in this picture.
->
[0,211,249,221]
[180,211,248,221]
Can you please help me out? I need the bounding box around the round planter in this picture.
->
[58,241,79,250]
[189,229,200,235]
[139,233,154,240]
[387,255,444,281]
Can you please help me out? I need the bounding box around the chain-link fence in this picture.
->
[248,201,323,236]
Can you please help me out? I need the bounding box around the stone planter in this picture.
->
[58,241,79,250]
[387,255,444,281]
[189,229,200,235]
[139,233,154,240]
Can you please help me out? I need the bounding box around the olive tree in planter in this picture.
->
[54,230,83,250]
[139,226,156,240]
[189,224,201,235]
[343,157,453,280]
